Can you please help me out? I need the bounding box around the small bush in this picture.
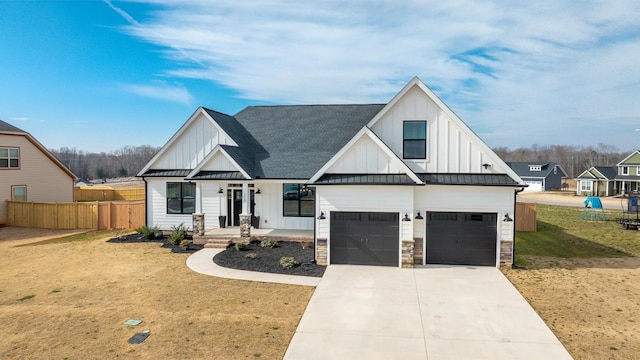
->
[279,256,299,269]
[235,242,249,251]
[180,239,190,249]
[260,238,278,248]
[135,225,160,240]
[168,223,189,245]
[245,252,258,259]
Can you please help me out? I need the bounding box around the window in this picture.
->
[529,165,541,172]
[12,185,26,201]
[580,181,592,192]
[0,147,20,168]
[403,121,426,159]
[622,166,629,175]
[166,182,195,214]
[283,184,315,217]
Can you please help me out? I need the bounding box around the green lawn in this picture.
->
[515,204,640,263]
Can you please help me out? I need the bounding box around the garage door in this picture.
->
[330,212,399,266]
[426,212,497,266]
[524,180,543,192]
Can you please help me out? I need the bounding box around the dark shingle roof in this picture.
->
[578,166,616,180]
[505,162,563,178]
[232,104,386,179]
[0,119,26,133]
[312,173,417,185]
[417,173,521,186]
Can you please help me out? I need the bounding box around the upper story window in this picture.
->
[283,184,315,217]
[0,147,20,168]
[529,165,541,172]
[167,182,195,214]
[403,121,426,159]
[622,166,629,175]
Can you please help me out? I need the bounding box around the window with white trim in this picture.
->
[12,185,26,201]
[622,166,629,175]
[0,147,19,168]
[403,121,426,159]
[580,181,592,192]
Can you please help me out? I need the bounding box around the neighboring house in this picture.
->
[138,77,526,268]
[506,162,568,192]
[576,166,617,196]
[578,150,640,196]
[0,119,77,225]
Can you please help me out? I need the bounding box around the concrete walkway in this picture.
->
[186,250,572,359]
[284,265,573,360]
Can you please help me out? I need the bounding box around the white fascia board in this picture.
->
[369,76,525,185]
[137,107,238,176]
[308,127,423,185]
[616,150,640,166]
[185,145,251,180]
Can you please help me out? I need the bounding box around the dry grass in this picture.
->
[0,228,314,359]
[503,204,640,360]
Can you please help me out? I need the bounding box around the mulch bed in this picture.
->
[106,233,204,254]
[213,240,326,277]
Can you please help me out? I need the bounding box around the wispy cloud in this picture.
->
[110,1,640,149]
[122,82,194,106]
[9,117,29,121]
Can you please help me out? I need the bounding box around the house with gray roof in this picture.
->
[0,119,76,225]
[506,162,567,192]
[577,150,640,196]
[138,77,526,268]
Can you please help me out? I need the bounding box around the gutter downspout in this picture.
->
[512,186,526,269]
[142,177,148,227]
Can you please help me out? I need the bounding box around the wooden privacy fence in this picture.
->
[74,188,145,201]
[516,201,537,232]
[6,200,145,230]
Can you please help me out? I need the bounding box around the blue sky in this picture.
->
[1,1,640,153]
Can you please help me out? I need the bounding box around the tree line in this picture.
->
[51,145,160,181]
[494,143,632,178]
[51,142,633,181]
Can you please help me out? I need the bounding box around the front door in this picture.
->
[226,189,255,227]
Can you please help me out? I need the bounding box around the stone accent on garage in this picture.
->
[413,237,423,265]
[316,238,327,266]
[500,240,513,267]
[402,239,415,268]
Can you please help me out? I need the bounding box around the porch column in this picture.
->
[194,181,202,214]
[239,183,251,240]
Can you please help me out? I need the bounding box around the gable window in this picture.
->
[622,166,629,175]
[167,182,195,214]
[11,185,26,201]
[529,165,541,172]
[283,184,315,217]
[0,147,20,168]
[403,121,426,159]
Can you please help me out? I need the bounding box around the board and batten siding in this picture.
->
[146,178,194,230]
[200,182,223,230]
[326,135,404,174]
[316,186,414,241]
[0,134,74,224]
[253,182,314,230]
[152,112,237,170]
[370,85,507,175]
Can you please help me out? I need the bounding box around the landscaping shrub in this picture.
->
[235,242,249,251]
[245,252,258,259]
[180,239,190,249]
[260,238,278,248]
[135,225,160,240]
[168,223,189,245]
[279,256,299,269]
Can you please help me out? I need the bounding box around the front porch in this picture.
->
[193,227,314,248]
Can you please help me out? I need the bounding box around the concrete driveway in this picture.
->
[284,265,572,360]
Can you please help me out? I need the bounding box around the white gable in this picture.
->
[186,146,251,179]
[368,77,519,181]
[139,108,238,174]
[327,135,405,174]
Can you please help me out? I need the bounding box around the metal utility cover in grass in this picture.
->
[123,319,142,326]
[128,329,150,344]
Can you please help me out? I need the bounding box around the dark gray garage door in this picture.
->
[426,212,497,266]
[330,212,399,266]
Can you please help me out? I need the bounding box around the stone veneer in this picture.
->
[192,214,205,236]
[499,240,513,267]
[316,238,327,265]
[239,214,251,241]
[413,237,423,265]
[401,239,414,268]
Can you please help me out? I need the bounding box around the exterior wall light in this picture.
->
[415,212,424,220]
[504,213,513,222]
[255,189,261,194]
[402,213,411,221]
[317,211,326,220]
[218,188,224,194]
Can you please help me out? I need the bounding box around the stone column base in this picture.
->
[316,238,327,265]
[402,239,415,268]
[192,213,205,236]
[499,240,513,267]
[239,214,251,241]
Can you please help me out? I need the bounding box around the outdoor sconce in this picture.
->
[218,188,224,194]
[256,189,261,194]
[317,211,326,220]
[503,213,513,222]
[482,163,492,169]
[402,213,411,222]
[415,212,424,220]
